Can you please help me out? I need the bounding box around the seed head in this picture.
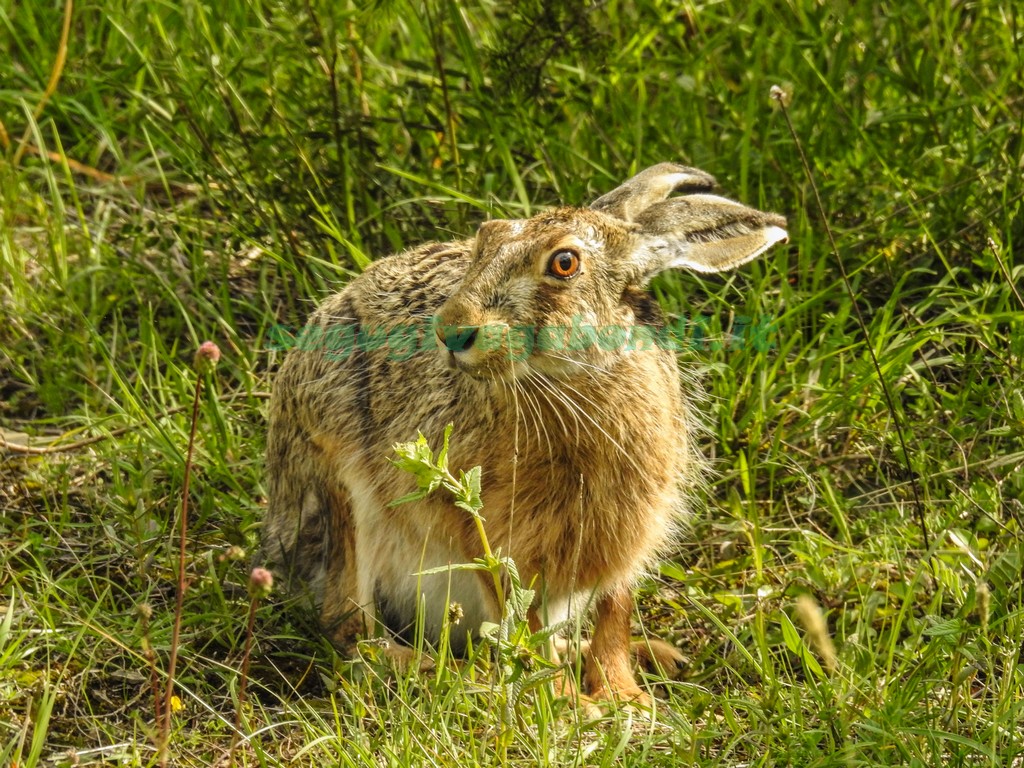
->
[769,84,793,108]
[977,581,990,634]
[795,594,837,674]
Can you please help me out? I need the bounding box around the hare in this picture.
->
[263,163,787,702]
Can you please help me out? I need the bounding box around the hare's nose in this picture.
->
[436,325,478,352]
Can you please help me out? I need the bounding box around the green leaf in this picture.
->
[527,619,573,648]
[390,431,447,503]
[922,617,965,638]
[437,422,453,472]
[388,489,428,507]
[454,466,483,516]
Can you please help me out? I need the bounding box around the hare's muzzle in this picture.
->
[436,324,478,353]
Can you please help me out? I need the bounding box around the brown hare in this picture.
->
[263,163,787,702]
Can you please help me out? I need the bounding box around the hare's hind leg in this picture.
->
[265,421,365,650]
[631,637,684,677]
[263,420,332,596]
[318,484,369,652]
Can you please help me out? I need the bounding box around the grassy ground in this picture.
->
[1,0,1022,765]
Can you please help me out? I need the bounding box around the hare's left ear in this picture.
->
[629,194,788,281]
[590,163,717,221]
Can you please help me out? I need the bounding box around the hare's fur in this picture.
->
[264,164,787,701]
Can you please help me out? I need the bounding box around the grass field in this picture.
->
[1,0,1022,765]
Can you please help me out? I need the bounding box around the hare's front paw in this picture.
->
[355,637,436,672]
[588,678,652,708]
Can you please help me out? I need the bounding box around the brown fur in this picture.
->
[263,163,787,702]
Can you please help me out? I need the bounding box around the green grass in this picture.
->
[1,0,1022,765]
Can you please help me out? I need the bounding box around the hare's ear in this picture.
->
[630,194,788,279]
[590,163,717,221]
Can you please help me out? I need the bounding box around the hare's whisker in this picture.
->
[504,375,532,460]
[508,381,530,458]
[519,378,556,463]
[524,371,578,448]
[530,370,586,446]
[547,353,612,377]
[531,384,559,461]
[532,375,645,476]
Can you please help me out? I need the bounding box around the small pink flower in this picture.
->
[248,567,274,599]
[194,341,221,374]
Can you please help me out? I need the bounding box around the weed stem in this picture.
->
[770,85,932,563]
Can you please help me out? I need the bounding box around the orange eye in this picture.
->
[547,249,581,279]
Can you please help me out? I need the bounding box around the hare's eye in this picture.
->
[547,249,581,279]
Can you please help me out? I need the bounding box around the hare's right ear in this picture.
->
[591,163,787,280]
[628,194,788,281]
[590,163,717,222]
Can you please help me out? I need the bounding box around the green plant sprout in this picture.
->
[390,425,574,750]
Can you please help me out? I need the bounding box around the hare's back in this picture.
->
[277,240,472,443]
[335,240,472,323]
